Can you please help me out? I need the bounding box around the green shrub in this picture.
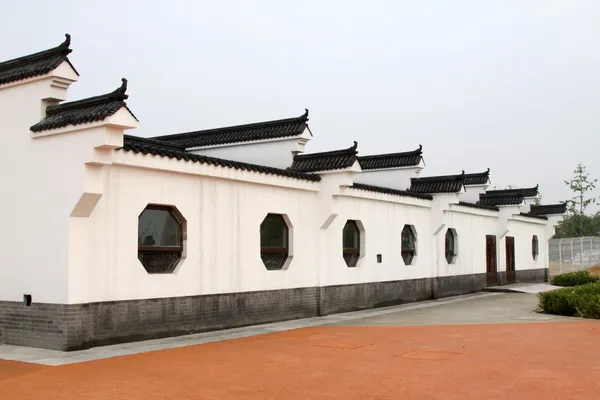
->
[550,271,599,287]
[538,281,600,319]
[538,287,578,316]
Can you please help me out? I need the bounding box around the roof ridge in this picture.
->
[123,135,185,151]
[119,141,321,182]
[359,144,422,160]
[464,168,490,177]
[0,34,71,69]
[457,201,499,211]
[480,192,524,198]
[485,184,539,196]
[46,78,128,115]
[153,109,309,141]
[411,171,465,182]
[350,183,433,200]
[294,141,358,160]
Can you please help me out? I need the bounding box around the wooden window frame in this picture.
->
[401,225,417,266]
[260,213,290,270]
[138,205,184,274]
[343,220,361,268]
[532,235,539,260]
[445,228,457,264]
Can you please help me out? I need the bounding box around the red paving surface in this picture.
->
[1,322,600,399]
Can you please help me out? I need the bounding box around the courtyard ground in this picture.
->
[1,292,599,399]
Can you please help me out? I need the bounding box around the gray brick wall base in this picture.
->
[0,271,514,351]
[515,268,549,283]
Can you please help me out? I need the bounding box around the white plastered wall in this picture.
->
[0,66,561,306]
[188,128,311,169]
[441,204,499,277]
[68,154,322,303]
[0,65,84,304]
[353,166,422,190]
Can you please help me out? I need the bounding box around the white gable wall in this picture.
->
[188,129,310,169]
[353,166,422,190]
[460,185,488,203]
[0,72,88,304]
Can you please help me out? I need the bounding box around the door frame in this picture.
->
[505,236,516,284]
[486,235,498,286]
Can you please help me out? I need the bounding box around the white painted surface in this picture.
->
[0,65,563,305]
[353,166,421,190]
[460,185,488,203]
[188,128,311,169]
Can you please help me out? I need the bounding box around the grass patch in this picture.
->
[538,281,600,319]
[550,271,598,287]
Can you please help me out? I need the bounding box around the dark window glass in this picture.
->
[260,214,289,270]
[343,220,361,267]
[445,229,457,264]
[138,208,181,247]
[402,225,416,265]
[532,235,539,260]
[138,205,184,274]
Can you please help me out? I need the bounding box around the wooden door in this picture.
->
[486,235,497,285]
[506,236,516,284]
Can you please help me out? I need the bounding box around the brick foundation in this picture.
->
[0,270,543,351]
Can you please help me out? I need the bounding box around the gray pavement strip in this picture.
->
[0,289,573,366]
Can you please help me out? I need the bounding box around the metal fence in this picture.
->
[548,236,600,276]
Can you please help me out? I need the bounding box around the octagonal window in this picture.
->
[343,220,361,268]
[401,225,417,265]
[138,205,185,274]
[532,235,539,260]
[445,228,458,264]
[260,213,290,270]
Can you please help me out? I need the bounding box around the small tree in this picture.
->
[564,163,598,236]
[533,192,543,206]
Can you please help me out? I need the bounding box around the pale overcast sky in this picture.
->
[2,1,599,206]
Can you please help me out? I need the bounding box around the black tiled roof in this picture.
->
[289,141,359,173]
[409,171,464,194]
[529,203,567,216]
[119,135,321,182]
[0,34,78,86]
[456,201,499,211]
[485,185,539,198]
[463,168,490,186]
[30,79,137,132]
[153,109,310,148]
[349,183,433,200]
[478,193,524,206]
[519,213,548,220]
[358,145,422,170]
[124,135,186,151]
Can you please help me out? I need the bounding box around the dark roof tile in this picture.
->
[119,135,321,182]
[358,145,422,170]
[153,109,310,148]
[485,185,539,198]
[409,171,464,194]
[529,203,567,216]
[519,213,548,220]
[289,141,358,173]
[478,193,524,206]
[456,201,499,211]
[349,183,433,200]
[463,168,490,186]
[30,79,136,132]
[0,34,78,86]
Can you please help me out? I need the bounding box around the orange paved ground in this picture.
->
[1,322,600,399]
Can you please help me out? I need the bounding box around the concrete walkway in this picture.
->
[483,282,562,294]
[0,291,578,366]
